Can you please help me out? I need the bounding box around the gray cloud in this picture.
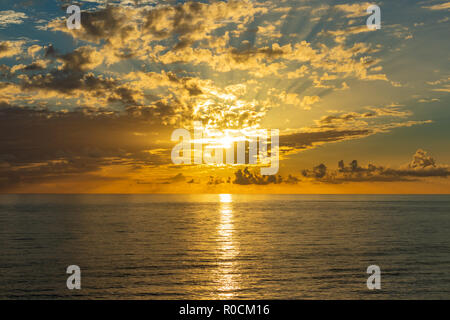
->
[0,103,174,190]
[302,150,450,183]
[233,167,296,185]
[280,129,372,152]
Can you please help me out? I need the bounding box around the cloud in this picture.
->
[280,129,372,155]
[0,41,25,58]
[316,105,411,127]
[233,167,293,185]
[432,87,450,93]
[0,11,27,27]
[285,174,300,184]
[0,0,443,192]
[423,2,450,10]
[408,149,437,169]
[8,54,269,128]
[2,1,391,129]
[334,3,373,18]
[27,45,42,58]
[300,95,321,110]
[0,103,175,190]
[48,1,267,56]
[277,92,320,110]
[58,46,104,71]
[321,26,374,39]
[44,1,387,83]
[156,173,187,184]
[278,103,430,156]
[208,176,226,185]
[302,150,450,183]
[427,76,450,92]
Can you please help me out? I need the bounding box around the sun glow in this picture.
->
[219,193,232,203]
[217,135,234,149]
[216,193,240,299]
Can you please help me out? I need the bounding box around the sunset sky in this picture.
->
[0,0,449,193]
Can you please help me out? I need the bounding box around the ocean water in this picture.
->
[0,194,449,300]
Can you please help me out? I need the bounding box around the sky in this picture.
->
[0,0,449,193]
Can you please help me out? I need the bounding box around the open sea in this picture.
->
[0,194,449,299]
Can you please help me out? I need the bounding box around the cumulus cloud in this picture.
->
[58,46,104,71]
[0,0,442,192]
[233,167,297,185]
[1,1,393,130]
[43,1,387,84]
[0,11,27,27]
[408,149,437,169]
[301,150,450,183]
[208,176,226,185]
[48,1,266,57]
[0,41,25,58]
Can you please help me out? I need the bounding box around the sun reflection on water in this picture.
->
[216,194,240,299]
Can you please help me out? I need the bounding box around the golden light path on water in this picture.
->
[216,194,241,299]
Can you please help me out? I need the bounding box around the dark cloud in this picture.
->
[72,5,130,44]
[20,70,115,94]
[233,167,290,185]
[0,157,113,190]
[0,64,11,79]
[302,150,450,184]
[0,103,174,190]
[302,163,327,179]
[143,1,246,46]
[18,62,46,72]
[51,3,211,48]
[13,44,203,112]
[208,176,225,185]
[0,42,10,54]
[168,173,186,183]
[409,149,436,169]
[318,112,370,125]
[58,46,101,72]
[49,0,262,59]
[280,129,372,152]
[285,174,300,184]
[165,71,204,96]
[0,41,23,59]
[230,46,286,63]
[44,44,57,58]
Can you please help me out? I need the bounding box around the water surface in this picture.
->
[0,194,449,299]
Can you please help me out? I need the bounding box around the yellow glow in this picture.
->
[219,193,232,203]
[218,136,234,149]
[216,193,240,299]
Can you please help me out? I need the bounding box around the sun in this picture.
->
[219,194,232,203]
[218,135,235,149]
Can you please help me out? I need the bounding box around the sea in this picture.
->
[0,194,449,299]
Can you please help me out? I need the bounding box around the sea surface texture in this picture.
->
[0,194,449,299]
